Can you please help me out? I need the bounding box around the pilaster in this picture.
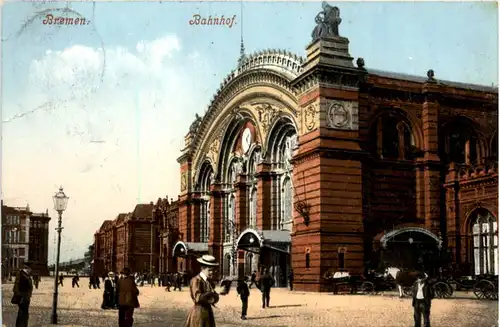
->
[209,183,223,275]
[256,162,272,231]
[235,174,248,231]
[421,82,442,235]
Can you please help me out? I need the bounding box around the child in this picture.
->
[236,276,250,320]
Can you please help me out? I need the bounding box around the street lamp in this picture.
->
[51,186,69,324]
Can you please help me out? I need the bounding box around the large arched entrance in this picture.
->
[236,228,291,287]
[172,241,208,273]
[375,227,443,275]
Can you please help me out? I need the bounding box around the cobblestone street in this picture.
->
[1,278,498,327]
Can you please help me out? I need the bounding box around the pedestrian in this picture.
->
[72,274,80,288]
[183,255,228,327]
[412,272,434,327]
[58,273,64,287]
[174,272,183,291]
[236,276,250,320]
[117,267,140,327]
[249,271,257,289]
[101,272,116,310]
[96,275,101,289]
[89,275,94,289]
[288,269,294,291]
[33,274,40,289]
[258,268,275,308]
[11,261,33,327]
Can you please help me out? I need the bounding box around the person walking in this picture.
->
[183,255,228,327]
[288,269,294,291]
[258,268,275,309]
[236,276,250,320]
[32,274,40,289]
[58,273,64,287]
[249,271,257,289]
[11,261,33,327]
[412,272,434,327]
[117,268,140,327]
[101,272,116,310]
[72,274,80,288]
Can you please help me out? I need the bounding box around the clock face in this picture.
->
[242,128,252,153]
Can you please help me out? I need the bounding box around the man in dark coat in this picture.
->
[288,269,294,291]
[32,274,40,289]
[249,271,257,289]
[412,272,434,327]
[72,274,80,288]
[258,269,275,308]
[237,276,250,320]
[58,273,64,286]
[117,268,139,327]
[12,261,34,327]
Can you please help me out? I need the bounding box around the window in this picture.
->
[305,253,310,269]
[473,213,498,275]
[281,178,293,231]
[249,188,257,228]
[338,252,345,269]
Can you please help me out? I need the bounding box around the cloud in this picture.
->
[3,34,214,262]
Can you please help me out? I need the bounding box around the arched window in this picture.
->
[249,188,257,228]
[370,114,414,160]
[199,164,212,243]
[472,212,498,275]
[281,178,293,231]
[441,118,479,165]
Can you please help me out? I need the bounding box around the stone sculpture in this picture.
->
[311,2,342,40]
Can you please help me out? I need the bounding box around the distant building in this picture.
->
[93,203,157,276]
[29,211,51,275]
[2,201,51,278]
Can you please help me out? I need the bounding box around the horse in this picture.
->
[384,267,428,298]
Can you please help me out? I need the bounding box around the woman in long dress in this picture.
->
[101,272,116,309]
[184,255,228,327]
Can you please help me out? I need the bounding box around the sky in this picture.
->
[1,1,498,264]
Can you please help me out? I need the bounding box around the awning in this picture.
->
[375,227,442,249]
[172,241,209,257]
[236,228,291,254]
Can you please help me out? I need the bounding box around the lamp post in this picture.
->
[51,186,69,324]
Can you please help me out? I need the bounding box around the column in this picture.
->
[256,163,272,231]
[421,82,441,235]
[190,194,201,242]
[235,174,248,231]
[209,183,223,279]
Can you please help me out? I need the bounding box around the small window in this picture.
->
[305,253,310,269]
[338,252,345,269]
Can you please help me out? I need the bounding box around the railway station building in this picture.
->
[171,5,498,292]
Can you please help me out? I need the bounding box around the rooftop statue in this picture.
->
[311,2,342,40]
[189,113,202,133]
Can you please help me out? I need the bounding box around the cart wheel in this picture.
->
[481,280,496,300]
[361,281,375,295]
[473,281,488,299]
[403,286,412,297]
[433,282,453,299]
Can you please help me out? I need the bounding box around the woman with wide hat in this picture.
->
[184,255,228,327]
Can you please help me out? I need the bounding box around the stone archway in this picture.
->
[376,227,443,274]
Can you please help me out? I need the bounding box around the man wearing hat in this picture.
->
[411,271,434,327]
[12,261,34,327]
[117,267,140,327]
[183,255,228,327]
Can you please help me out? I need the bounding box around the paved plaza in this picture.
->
[1,278,498,327]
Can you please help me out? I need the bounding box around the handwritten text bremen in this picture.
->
[43,14,91,25]
[189,14,236,28]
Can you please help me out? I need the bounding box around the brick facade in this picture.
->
[172,5,498,292]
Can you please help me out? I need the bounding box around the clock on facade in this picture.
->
[242,128,252,154]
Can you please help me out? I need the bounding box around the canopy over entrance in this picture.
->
[236,228,291,254]
[376,227,442,249]
[172,241,209,257]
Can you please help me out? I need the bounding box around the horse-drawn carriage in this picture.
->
[445,275,498,300]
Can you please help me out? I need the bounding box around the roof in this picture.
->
[98,220,113,232]
[115,213,128,225]
[367,68,497,93]
[132,203,154,220]
[261,230,291,243]
[172,241,209,256]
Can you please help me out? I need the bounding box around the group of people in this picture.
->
[9,258,435,327]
